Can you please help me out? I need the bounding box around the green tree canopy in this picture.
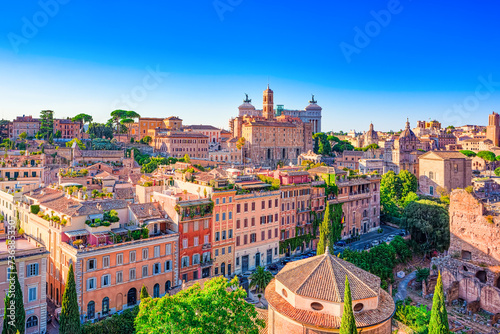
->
[249,266,273,293]
[316,203,331,255]
[18,132,27,141]
[428,273,449,334]
[477,150,496,161]
[88,123,114,140]
[60,263,81,334]
[339,276,357,334]
[134,276,264,334]
[66,138,86,150]
[40,109,54,140]
[72,113,93,125]
[401,200,450,255]
[459,149,476,157]
[2,260,25,334]
[313,132,332,156]
[140,284,149,300]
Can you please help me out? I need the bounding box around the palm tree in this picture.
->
[249,266,273,293]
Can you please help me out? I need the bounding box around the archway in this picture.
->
[127,288,137,306]
[165,280,171,293]
[154,283,160,298]
[476,270,487,283]
[115,293,123,311]
[102,297,109,315]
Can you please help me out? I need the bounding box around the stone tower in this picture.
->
[263,85,274,120]
[486,111,500,146]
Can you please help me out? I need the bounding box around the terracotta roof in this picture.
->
[41,197,128,217]
[255,307,269,334]
[275,252,380,303]
[307,166,346,175]
[115,188,135,200]
[419,151,467,160]
[183,125,220,131]
[128,202,163,219]
[265,280,395,330]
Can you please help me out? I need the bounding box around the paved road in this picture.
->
[333,225,403,255]
[395,271,416,301]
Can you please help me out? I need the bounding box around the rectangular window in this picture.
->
[165,260,172,272]
[183,238,188,249]
[165,244,172,255]
[244,219,248,228]
[268,229,272,239]
[181,256,189,268]
[142,248,149,260]
[116,271,123,283]
[222,247,225,255]
[215,249,219,256]
[236,257,240,266]
[28,286,37,302]
[103,256,110,268]
[228,246,231,253]
[244,235,248,244]
[229,212,232,220]
[275,199,278,207]
[154,263,161,275]
[244,203,248,212]
[194,221,199,231]
[261,231,265,241]
[204,219,209,229]
[87,278,96,291]
[236,236,240,246]
[142,265,148,278]
[236,204,240,213]
[228,229,233,238]
[130,268,136,280]
[222,212,226,220]
[87,259,96,271]
[194,236,199,246]
[236,220,240,229]
[26,263,39,277]
[222,231,226,240]
[102,274,110,287]
[216,213,220,222]
[130,251,136,263]
[268,200,272,208]
[215,232,220,241]
[116,253,123,265]
[251,217,255,226]
[204,234,209,244]
[250,233,256,243]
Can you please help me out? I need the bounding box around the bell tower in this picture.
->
[263,85,274,120]
[487,111,500,146]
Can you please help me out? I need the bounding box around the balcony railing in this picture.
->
[202,243,211,250]
[200,259,213,268]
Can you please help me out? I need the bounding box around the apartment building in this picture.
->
[0,237,49,334]
[153,190,213,282]
[234,186,280,275]
[211,190,236,277]
[17,187,179,321]
[54,118,82,139]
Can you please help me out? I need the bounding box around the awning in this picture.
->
[64,229,89,238]
[111,227,128,234]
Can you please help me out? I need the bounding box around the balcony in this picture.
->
[202,243,211,250]
[200,259,213,268]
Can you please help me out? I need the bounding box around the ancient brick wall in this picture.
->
[449,189,500,266]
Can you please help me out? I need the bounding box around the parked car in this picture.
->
[267,263,278,271]
[398,230,407,236]
[335,241,347,247]
[363,244,371,250]
[371,240,380,247]
[385,237,394,243]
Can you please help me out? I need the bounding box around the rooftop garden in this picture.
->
[59,168,89,177]
[85,210,119,227]
[32,205,68,226]
[175,202,214,219]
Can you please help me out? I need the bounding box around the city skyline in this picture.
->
[1,1,500,131]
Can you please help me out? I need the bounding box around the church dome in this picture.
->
[265,250,395,332]
[238,102,255,110]
[400,119,417,141]
[366,123,378,140]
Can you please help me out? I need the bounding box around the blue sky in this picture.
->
[1,0,500,132]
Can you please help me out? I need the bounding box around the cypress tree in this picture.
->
[316,204,331,255]
[2,260,25,334]
[140,285,149,300]
[339,276,357,334]
[428,272,449,334]
[59,263,80,334]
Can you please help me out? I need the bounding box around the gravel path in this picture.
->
[394,271,416,301]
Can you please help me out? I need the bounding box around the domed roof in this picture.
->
[305,103,322,111]
[275,251,380,302]
[400,119,417,140]
[366,123,378,139]
[238,102,255,110]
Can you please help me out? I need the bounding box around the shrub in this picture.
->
[30,205,40,214]
[465,186,473,193]
[416,267,430,283]
[82,306,139,334]
[395,299,431,334]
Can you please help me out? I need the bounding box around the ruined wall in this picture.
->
[449,189,500,266]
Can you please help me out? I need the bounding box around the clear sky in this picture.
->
[1,0,500,132]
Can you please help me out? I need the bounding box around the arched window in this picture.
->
[154,283,160,298]
[221,262,226,277]
[87,301,95,319]
[102,297,109,315]
[26,315,38,328]
[165,280,171,292]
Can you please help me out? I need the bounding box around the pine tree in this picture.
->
[339,276,357,334]
[316,204,331,255]
[59,263,81,334]
[140,285,149,300]
[428,272,449,334]
[2,260,25,334]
